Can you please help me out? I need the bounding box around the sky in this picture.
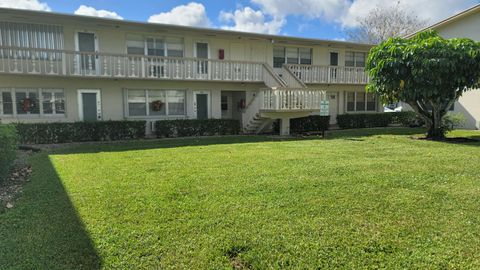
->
[1,0,479,40]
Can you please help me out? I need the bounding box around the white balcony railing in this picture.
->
[261,89,324,111]
[0,46,269,83]
[285,64,369,84]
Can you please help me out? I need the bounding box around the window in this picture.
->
[16,89,39,115]
[0,88,65,116]
[286,47,299,64]
[147,38,165,56]
[42,89,65,115]
[346,92,377,112]
[126,34,145,55]
[345,51,366,67]
[128,90,147,116]
[167,37,184,57]
[347,92,355,111]
[273,46,285,68]
[0,22,64,50]
[0,90,13,115]
[273,46,312,68]
[300,48,312,65]
[221,95,228,111]
[126,89,185,117]
[126,35,184,57]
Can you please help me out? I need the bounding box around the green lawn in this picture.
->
[1,128,480,269]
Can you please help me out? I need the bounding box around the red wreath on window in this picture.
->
[151,100,164,112]
[22,98,31,112]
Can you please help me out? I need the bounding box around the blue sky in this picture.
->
[2,0,479,40]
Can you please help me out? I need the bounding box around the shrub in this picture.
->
[337,113,392,129]
[155,119,241,138]
[0,125,18,183]
[442,112,466,132]
[15,121,146,144]
[290,116,330,134]
[390,111,424,127]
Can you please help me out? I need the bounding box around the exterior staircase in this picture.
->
[242,64,324,135]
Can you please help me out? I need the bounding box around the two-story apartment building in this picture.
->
[0,8,377,135]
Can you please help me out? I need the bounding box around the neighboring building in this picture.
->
[407,4,480,130]
[0,8,378,135]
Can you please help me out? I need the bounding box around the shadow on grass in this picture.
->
[0,153,101,269]
[49,135,314,155]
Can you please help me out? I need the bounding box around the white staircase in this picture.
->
[242,65,324,135]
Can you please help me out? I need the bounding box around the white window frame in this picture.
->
[345,51,367,67]
[41,89,66,115]
[124,89,187,118]
[273,46,313,68]
[0,87,66,118]
[125,34,185,58]
[345,91,377,113]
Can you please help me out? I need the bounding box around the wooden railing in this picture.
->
[261,89,324,111]
[0,46,270,83]
[285,64,369,84]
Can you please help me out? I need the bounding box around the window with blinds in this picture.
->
[0,21,64,49]
[0,22,64,59]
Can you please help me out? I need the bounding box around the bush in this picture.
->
[0,125,18,183]
[390,111,424,127]
[15,121,146,144]
[290,116,330,134]
[442,112,466,132]
[337,113,393,129]
[155,119,241,138]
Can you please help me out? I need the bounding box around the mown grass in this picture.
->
[1,128,480,269]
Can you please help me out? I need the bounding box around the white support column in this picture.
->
[279,117,290,136]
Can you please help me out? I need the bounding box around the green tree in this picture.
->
[366,30,480,139]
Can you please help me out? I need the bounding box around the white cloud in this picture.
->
[0,0,51,11]
[148,2,211,27]
[251,0,477,29]
[340,0,477,28]
[74,5,123,20]
[220,7,285,34]
[251,0,350,21]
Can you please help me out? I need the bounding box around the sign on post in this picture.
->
[320,100,329,116]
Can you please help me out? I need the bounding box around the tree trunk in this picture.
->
[426,109,445,140]
[407,101,446,140]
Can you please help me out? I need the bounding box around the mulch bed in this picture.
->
[410,136,480,143]
[0,150,34,211]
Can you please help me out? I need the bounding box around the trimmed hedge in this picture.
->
[337,113,392,129]
[0,125,18,183]
[290,116,330,134]
[15,121,146,144]
[336,112,425,129]
[272,116,330,135]
[155,119,241,138]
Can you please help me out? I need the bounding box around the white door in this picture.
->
[328,92,338,124]
[76,32,99,75]
[77,89,102,121]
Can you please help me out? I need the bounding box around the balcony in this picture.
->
[0,46,270,83]
[285,64,369,85]
[260,89,324,112]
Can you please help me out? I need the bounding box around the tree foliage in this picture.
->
[366,30,480,139]
[346,3,426,44]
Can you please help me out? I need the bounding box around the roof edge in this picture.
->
[405,3,480,38]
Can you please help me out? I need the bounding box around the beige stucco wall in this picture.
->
[435,10,480,129]
[0,74,263,123]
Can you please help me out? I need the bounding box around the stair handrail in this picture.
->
[281,65,307,88]
[262,63,286,88]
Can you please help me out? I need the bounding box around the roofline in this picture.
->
[0,7,374,48]
[405,3,480,38]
